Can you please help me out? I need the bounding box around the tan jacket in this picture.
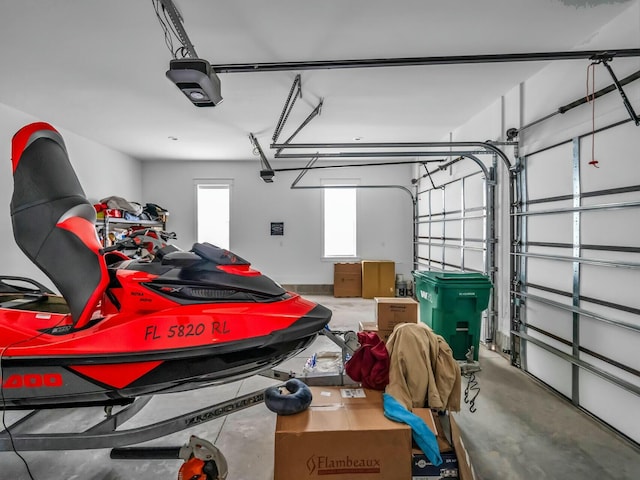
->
[385,322,461,412]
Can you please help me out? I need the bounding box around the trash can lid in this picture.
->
[412,271,492,284]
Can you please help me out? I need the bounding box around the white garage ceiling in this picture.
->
[0,0,637,162]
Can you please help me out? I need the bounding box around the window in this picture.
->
[196,182,231,249]
[323,183,357,257]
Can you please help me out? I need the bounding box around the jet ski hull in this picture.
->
[0,295,330,409]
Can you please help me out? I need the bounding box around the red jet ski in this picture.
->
[0,122,331,409]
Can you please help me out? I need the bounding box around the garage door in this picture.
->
[511,122,640,444]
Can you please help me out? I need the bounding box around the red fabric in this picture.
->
[345,331,390,390]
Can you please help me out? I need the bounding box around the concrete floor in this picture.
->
[1,295,639,479]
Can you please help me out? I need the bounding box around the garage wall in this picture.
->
[0,103,143,289]
[141,160,413,284]
[441,2,640,443]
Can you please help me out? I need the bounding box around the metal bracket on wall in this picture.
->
[273,99,323,157]
[249,133,275,182]
[253,74,322,183]
[270,141,515,171]
[287,156,417,201]
[591,54,640,126]
[272,74,302,144]
[513,68,640,135]
[270,72,323,156]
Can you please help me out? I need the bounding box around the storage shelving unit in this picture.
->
[95,216,167,246]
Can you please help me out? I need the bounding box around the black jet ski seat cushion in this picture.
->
[10,122,109,329]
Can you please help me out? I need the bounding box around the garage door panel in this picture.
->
[444,184,462,210]
[525,143,573,200]
[525,288,573,308]
[579,369,640,444]
[527,198,572,214]
[525,339,573,399]
[581,208,640,248]
[527,257,574,292]
[578,249,640,265]
[430,245,443,261]
[417,243,430,259]
[464,217,484,238]
[581,265,640,311]
[579,123,640,192]
[430,222,443,237]
[447,221,461,238]
[575,301,640,331]
[580,352,640,390]
[527,213,573,244]
[463,249,484,272]
[464,175,485,209]
[526,301,573,342]
[579,318,640,372]
[430,193,445,212]
[417,192,430,212]
[527,245,569,257]
[582,191,640,207]
[417,221,430,235]
[443,246,461,267]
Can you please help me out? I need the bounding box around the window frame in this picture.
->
[321,179,359,260]
[194,179,233,250]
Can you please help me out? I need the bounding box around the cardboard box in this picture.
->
[359,315,416,343]
[412,408,453,454]
[411,408,458,479]
[361,261,395,299]
[375,297,418,339]
[333,263,362,297]
[358,320,394,343]
[412,451,459,480]
[274,387,412,480]
[411,410,475,480]
[358,321,378,334]
[450,414,475,480]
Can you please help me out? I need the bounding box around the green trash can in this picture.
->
[413,271,492,361]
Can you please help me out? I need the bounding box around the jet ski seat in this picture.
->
[10,123,109,329]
